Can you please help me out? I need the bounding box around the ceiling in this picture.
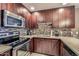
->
[23,3,79,12]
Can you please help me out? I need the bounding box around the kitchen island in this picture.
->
[20,35,79,56]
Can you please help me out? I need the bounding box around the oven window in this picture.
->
[16,42,30,56]
[7,16,22,26]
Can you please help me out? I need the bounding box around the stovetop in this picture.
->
[0,31,30,48]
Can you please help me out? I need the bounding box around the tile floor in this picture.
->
[29,53,47,56]
[18,50,47,56]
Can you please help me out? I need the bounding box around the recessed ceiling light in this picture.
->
[62,3,67,5]
[30,6,35,10]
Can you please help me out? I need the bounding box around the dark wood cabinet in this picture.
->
[0,4,1,10]
[52,9,59,28]
[58,6,75,28]
[14,3,34,28]
[0,3,16,13]
[33,6,75,28]
[30,38,60,56]
[1,3,7,10]
[33,10,53,23]
[64,6,75,28]
[14,3,25,16]
[0,3,75,29]
[53,6,75,28]
[33,38,43,53]
[31,13,38,29]
[6,3,15,13]
[0,3,33,29]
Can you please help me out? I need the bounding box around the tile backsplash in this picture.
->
[71,28,79,38]
[31,23,73,36]
[31,22,52,36]
[0,27,28,36]
[1,25,79,37]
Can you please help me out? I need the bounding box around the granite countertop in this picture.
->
[60,37,79,55]
[20,35,60,39]
[0,45,12,54]
[20,35,79,56]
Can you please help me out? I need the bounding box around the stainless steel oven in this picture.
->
[13,39,31,56]
[0,10,25,28]
[0,31,31,56]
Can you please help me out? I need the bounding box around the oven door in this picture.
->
[13,39,31,56]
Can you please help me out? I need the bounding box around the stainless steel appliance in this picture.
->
[63,43,77,56]
[0,31,31,56]
[0,10,25,28]
[13,39,31,56]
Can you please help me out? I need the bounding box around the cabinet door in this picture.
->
[29,38,34,52]
[52,6,75,28]
[43,39,53,55]
[58,8,66,28]
[58,6,75,28]
[52,9,59,28]
[64,6,75,28]
[0,4,1,10]
[33,38,60,55]
[6,3,15,13]
[14,3,23,16]
[1,3,7,10]
[33,38,43,53]
[51,39,60,56]
[31,14,38,29]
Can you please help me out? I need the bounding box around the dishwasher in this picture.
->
[63,44,77,56]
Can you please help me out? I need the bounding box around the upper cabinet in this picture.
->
[33,10,53,23]
[52,9,59,28]
[31,13,38,29]
[34,6,75,28]
[0,4,75,29]
[6,3,15,13]
[0,4,1,10]
[58,6,75,28]
[0,3,32,28]
[14,3,32,28]
[0,3,15,12]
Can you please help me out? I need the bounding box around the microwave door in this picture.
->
[1,10,25,28]
[4,16,15,27]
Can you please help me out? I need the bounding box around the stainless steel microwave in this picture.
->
[0,10,25,28]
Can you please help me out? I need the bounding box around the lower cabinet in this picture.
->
[30,38,60,56]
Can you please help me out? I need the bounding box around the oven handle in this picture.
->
[12,39,31,56]
[13,39,31,50]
